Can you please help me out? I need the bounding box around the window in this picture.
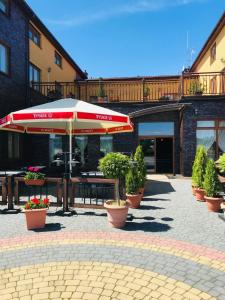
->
[196,129,216,160]
[8,133,20,159]
[49,135,63,162]
[75,136,88,166]
[196,120,225,160]
[197,121,215,128]
[0,0,9,15]
[139,122,174,136]
[29,63,41,83]
[29,24,41,47]
[55,52,62,68]
[100,136,113,157]
[210,42,216,64]
[0,42,9,75]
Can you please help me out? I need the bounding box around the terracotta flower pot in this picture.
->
[126,193,142,209]
[139,187,144,198]
[25,208,47,230]
[194,188,205,202]
[104,200,129,228]
[192,186,196,196]
[25,179,45,186]
[205,196,224,212]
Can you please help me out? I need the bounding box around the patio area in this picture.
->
[0,175,225,300]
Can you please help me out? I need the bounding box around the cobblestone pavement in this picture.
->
[0,176,225,299]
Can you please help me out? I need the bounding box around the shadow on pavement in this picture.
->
[32,223,65,232]
[139,205,165,210]
[143,198,171,202]
[127,215,155,222]
[124,221,171,232]
[161,217,174,222]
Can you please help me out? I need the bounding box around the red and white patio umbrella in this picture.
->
[0,98,133,171]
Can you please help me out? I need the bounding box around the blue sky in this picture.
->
[26,0,224,78]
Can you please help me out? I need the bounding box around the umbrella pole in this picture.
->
[60,121,76,216]
[69,120,72,176]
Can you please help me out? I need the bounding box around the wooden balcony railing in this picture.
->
[31,71,225,103]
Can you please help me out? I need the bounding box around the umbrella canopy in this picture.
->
[0,98,133,135]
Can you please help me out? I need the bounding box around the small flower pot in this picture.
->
[104,200,129,228]
[25,208,47,230]
[126,193,142,209]
[194,188,205,202]
[205,196,224,212]
[25,179,45,186]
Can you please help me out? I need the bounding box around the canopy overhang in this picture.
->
[129,103,191,119]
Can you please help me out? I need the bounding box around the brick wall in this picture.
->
[0,0,29,168]
[181,97,225,176]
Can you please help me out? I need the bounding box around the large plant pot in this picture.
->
[126,193,142,209]
[205,196,224,212]
[220,202,225,215]
[25,208,47,230]
[104,200,129,228]
[194,188,205,202]
[25,179,45,186]
[192,186,196,196]
[139,187,145,198]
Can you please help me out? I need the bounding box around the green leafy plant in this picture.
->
[203,159,222,197]
[216,153,225,175]
[24,172,45,180]
[24,197,49,210]
[126,167,139,195]
[97,79,105,98]
[188,80,205,95]
[99,152,130,204]
[134,145,146,188]
[143,86,150,97]
[192,145,207,189]
[99,152,130,179]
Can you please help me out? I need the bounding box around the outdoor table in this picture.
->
[0,171,25,211]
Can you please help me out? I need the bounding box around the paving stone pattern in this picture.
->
[0,176,224,299]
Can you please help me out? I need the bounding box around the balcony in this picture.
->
[31,71,225,103]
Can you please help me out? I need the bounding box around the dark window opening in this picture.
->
[0,42,10,75]
[29,24,41,47]
[0,0,9,15]
[55,51,62,68]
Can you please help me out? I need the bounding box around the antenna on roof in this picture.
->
[185,30,195,69]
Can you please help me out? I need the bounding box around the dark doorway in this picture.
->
[156,138,173,173]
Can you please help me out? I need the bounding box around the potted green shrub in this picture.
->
[134,145,146,198]
[24,197,49,230]
[143,86,150,101]
[99,152,130,228]
[216,153,225,183]
[24,168,45,186]
[188,80,205,96]
[203,159,223,212]
[191,146,202,195]
[126,165,141,208]
[192,146,207,201]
